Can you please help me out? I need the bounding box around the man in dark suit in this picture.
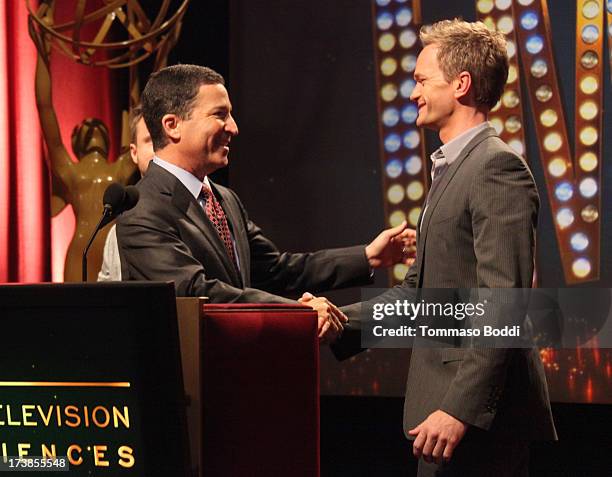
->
[322,19,556,475]
[117,64,414,341]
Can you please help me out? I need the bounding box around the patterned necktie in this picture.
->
[424,150,449,209]
[201,184,237,269]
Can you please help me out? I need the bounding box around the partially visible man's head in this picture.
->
[128,105,154,176]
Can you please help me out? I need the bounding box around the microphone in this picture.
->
[82,183,140,282]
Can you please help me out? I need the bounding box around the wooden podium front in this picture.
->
[177,299,320,477]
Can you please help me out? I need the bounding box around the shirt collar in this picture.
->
[153,156,210,200]
[430,121,491,169]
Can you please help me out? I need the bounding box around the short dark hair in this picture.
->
[141,64,225,150]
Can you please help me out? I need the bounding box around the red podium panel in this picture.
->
[177,302,319,477]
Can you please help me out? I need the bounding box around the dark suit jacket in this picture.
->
[117,162,372,303]
[335,127,557,441]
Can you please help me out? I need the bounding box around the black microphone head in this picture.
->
[123,186,140,213]
[103,183,126,212]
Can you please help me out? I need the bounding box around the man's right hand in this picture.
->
[299,292,347,343]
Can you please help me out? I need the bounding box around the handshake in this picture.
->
[299,221,416,343]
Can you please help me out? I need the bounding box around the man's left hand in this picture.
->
[408,410,468,465]
[365,221,417,269]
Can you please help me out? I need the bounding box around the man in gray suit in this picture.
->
[321,19,556,475]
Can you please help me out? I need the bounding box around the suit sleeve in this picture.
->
[439,151,540,430]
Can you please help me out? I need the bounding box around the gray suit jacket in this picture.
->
[117,162,372,302]
[335,127,557,441]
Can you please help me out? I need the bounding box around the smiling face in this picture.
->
[410,44,457,132]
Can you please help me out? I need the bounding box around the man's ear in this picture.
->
[161,114,181,142]
[454,71,472,100]
[129,143,138,165]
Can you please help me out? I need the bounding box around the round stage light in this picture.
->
[526,35,544,54]
[520,11,539,30]
[507,65,518,83]
[581,25,599,44]
[379,33,396,52]
[530,59,548,78]
[579,152,598,172]
[544,132,563,152]
[389,210,407,227]
[387,184,405,204]
[477,0,494,14]
[376,0,392,6]
[502,90,520,108]
[394,264,409,281]
[548,158,567,177]
[582,1,600,19]
[482,16,496,31]
[384,133,402,153]
[509,139,524,155]
[579,177,598,198]
[556,208,574,228]
[580,50,598,69]
[403,130,421,149]
[579,101,598,120]
[497,16,514,34]
[491,100,501,112]
[505,116,521,133]
[377,12,394,30]
[579,126,598,146]
[490,117,503,135]
[407,181,424,201]
[506,40,516,58]
[383,107,400,127]
[381,57,398,76]
[386,159,403,178]
[581,205,599,223]
[608,0,612,14]
[405,155,422,175]
[381,83,398,102]
[540,109,558,127]
[555,182,573,201]
[570,233,589,252]
[400,79,416,98]
[396,8,412,27]
[496,0,512,10]
[408,207,421,227]
[399,29,417,48]
[572,258,591,279]
[535,85,553,102]
[401,104,418,124]
[518,0,535,5]
[580,76,599,94]
[401,54,417,72]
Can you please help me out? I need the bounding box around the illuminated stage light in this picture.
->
[395,0,409,3]
[381,57,398,76]
[377,12,394,30]
[502,90,519,108]
[579,177,598,198]
[401,54,417,72]
[580,50,599,69]
[400,79,415,98]
[548,158,567,177]
[382,107,400,127]
[399,29,417,48]
[607,0,612,13]
[581,204,599,223]
[491,100,501,112]
[378,33,396,52]
[495,0,512,11]
[482,16,496,31]
[394,264,409,281]
[506,40,516,58]
[406,181,424,201]
[526,35,544,54]
[530,59,548,78]
[389,210,407,227]
[395,8,412,27]
[579,152,598,172]
[572,258,591,278]
[477,0,494,14]
[518,0,535,5]
[582,1,600,19]
[387,184,405,204]
[520,11,539,30]
[405,155,422,175]
[579,126,598,146]
[490,117,503,135]
[556,208,574,228]
[507,65,518,83]
[384,133,402,152]
[497,16,514,34]
[580,76,599,94]
[508,139,524,155]
[581,25,600,44]
[385,159,403,178]
[544,132,563,152]
[376,0,392,6]
[401,104,418,124]
[540,109,558,127]
[555,182,573,201]
[505,116,522,133]
[403,130,421,149]
[579,101,598,120]
[570,233,589,252]
[535,84,553,102]
[408,207,421,227]
[381,83,398,102]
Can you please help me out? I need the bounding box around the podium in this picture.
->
[177,299,320,477]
